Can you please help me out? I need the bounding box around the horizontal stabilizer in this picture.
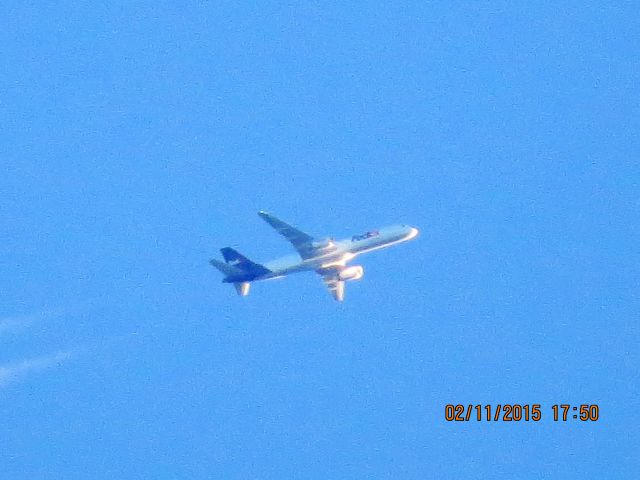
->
[234,282,250,296]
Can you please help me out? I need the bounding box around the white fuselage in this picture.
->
[258,224,419,280]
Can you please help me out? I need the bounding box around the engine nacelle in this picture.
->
[337,265,364,281]
[311,238,335,250]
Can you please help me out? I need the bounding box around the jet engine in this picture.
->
[337,265,364,281]
[310,238,335,250]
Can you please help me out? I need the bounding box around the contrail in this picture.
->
[0,307,67,336]
[0,316,30,335]
[0,351,72,388]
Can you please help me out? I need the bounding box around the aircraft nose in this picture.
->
[406,225,419,239]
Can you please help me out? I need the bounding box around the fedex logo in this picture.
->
[351,230,379,242]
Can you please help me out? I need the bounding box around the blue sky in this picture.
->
[1,2,638,478]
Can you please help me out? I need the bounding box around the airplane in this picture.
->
[210,211,419,301]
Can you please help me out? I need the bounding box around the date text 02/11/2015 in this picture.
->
[444,404,600,422]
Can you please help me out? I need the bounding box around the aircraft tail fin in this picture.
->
[220,247,271,276]
[209,259,251,297]
[209,258,241,277]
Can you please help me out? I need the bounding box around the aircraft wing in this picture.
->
[322,275,345,302]
[258,211,315,259]
[317,264,347,301]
